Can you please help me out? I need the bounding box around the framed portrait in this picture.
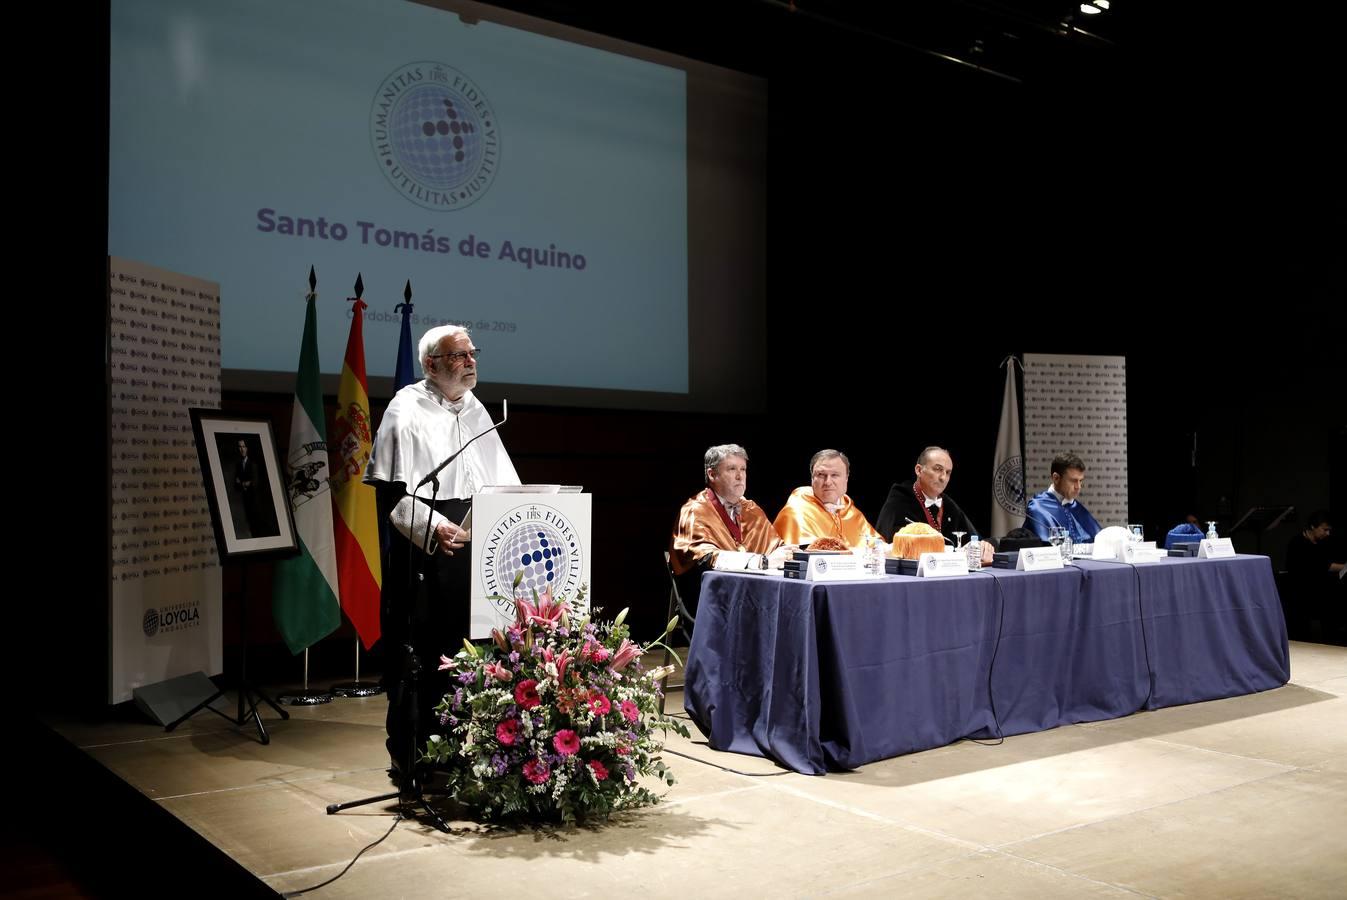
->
[189,410,300,561]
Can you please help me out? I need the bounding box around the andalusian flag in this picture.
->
[332,275,382,649]
[272,271,341,653]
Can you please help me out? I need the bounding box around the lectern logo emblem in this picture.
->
[481,504,583,616]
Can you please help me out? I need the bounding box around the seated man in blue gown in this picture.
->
[1026,452,1102,543]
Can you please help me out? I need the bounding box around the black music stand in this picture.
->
[1229,505,1296,555]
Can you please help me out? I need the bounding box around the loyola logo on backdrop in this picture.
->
[143,601,201,637]
[480,504,583,616]
[370,62,499,211]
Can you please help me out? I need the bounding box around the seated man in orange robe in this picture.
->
[773,449,880,549]
[670,444,789,617]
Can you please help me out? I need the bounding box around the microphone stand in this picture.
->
[414,399,508,492]
[327,399,508,831]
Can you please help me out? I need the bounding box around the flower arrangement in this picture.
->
[424,582,688,824]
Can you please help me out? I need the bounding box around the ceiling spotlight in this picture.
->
[1095,0,1111,8]
[1080,3,1102,13]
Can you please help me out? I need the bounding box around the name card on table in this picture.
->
[1016,547,1066,571]
[795,553,872,581]
[917,552,970,578]
[1120,542,1168,563]
[713,550,766,572]
[1198,538,1236,559]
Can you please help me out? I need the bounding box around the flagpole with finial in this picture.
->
[278,265,336,707]
[330,272,394,699]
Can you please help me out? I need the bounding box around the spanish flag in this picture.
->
[332,281,382,649]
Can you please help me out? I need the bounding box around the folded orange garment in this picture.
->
[890,522,946,559]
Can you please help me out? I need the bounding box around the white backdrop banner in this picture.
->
[109,257,223,704]
[1022,353,1128,529]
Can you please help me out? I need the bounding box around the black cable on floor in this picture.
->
[964,568,1008,746]
[1131,563,1156,710]
[662,746,792,776]
[281,811,403,897]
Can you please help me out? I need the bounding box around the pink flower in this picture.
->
[609,638,643,672]
[514,598,533,629]
[588,760,609,781]
[522,758,550,784]
[495,719,520,746]
[437,654,454,671]
[554,648,573,683]
[514,679,541,709]
[621,700,640,722]
[615,744,631,756]
[491,628,509,652]
[589,693,611,716]
[553,729,581,756]
[544,646,573,684]
[516,590,567,631]
[582,640,610,663]
[485,661,512,682]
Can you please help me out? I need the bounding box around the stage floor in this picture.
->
[38,641,1347,898]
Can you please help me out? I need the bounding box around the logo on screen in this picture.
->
[143,608,160,637]
[481,505,585,617]
[371,62,499,211]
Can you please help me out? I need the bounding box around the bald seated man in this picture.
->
[876,446,994,565]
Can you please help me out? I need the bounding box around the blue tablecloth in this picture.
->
[683,555,1289,774]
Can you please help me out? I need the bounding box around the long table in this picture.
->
[682,555,1289,774]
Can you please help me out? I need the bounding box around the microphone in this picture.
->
[415,398,509,490]
[414,399,508,557]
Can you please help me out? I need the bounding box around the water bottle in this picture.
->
[1061,530,1073,562]
[868,535,886,576]
[966,534,982,570]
